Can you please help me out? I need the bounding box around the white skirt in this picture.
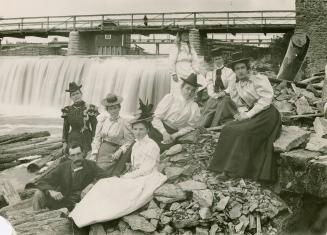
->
[69,171,167,227]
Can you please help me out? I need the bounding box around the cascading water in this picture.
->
[0,55,171,118]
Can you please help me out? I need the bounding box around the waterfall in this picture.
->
[0,56,171,118]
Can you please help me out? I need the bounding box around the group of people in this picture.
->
[31,30,282,231]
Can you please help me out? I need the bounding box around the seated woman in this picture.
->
[69,101,167,228]
[201,48,237,127]
[208,52,282,183]
[150,73,202,152]
[90,93,134,176]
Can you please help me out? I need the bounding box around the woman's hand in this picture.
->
[234,112,249,121]
[172,74,178,82]
[216,91,226,99]
[62,142,67,154]
[112,149,123,161]
[89,153,97,161]
[162,132,173,144]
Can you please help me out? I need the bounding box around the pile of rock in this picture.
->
[101,134,289,235]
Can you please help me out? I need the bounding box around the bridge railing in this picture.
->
[0,11,296,33]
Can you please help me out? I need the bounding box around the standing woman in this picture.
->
[208,53,282,183]
[150,73,201,152]
[62,82,99,154]
[90,93,134,175]
[169,31,201,96]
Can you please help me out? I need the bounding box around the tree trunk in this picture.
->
[277,33,310,81]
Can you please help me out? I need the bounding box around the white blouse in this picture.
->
[169,43,200,78]
[123,135,160,179]
[152,94,201,135]
[91,113,134,155]
[229,74,274,118]
[206,66,235,97]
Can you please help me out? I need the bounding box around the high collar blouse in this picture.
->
[168,42,200,78]
[91,112,134,155]
[122,135,160,179]
[229,74,274,118]
[206,66,235,97]
[152,94,201,135]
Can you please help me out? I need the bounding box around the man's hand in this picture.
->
[172,74,178,82]
[112,149,123,161]
[49,190,64,201]
[81,184,94,198]
[162,132,173,144]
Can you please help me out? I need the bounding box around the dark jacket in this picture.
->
[36,159,108,197]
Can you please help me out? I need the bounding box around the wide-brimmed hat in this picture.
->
[180,73,201,88]
[131,99,154,124]
[101,93,123,107]
[211,48,224,57]
[228,52,251,69]
[65,82,82,92]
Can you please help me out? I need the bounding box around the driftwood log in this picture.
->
[27,149,63,173]
[277,33,310,81]
[0,131,50,145]
[0,137,48,151]
[0,180,21,206]
[1,138,61,154]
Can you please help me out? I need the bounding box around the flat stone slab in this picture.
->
[274,125,311,152]
[313,117,327,138]
[295,96,314,115]
[305,135,327,153]
[278,149,327,197]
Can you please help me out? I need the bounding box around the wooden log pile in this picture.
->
[0,131,64,171]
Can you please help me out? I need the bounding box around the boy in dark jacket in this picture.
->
[32,143,108,211]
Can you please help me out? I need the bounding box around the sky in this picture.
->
[0,0,295,18]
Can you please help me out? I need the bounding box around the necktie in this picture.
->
[214,68,225,93]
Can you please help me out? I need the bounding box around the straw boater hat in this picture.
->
[131,99,154,124]
[180,73,202,88]
[101,93,123,107]
[65,82,82,92]
[229,52,251,69]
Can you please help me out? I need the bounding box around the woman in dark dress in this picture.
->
[62,82,99,154]
[208,53,282,182]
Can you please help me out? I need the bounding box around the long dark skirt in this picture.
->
[208,105,282,182]
[68,129,93,154]
[200,95,238,128]
[97,142,134,176]
[148,123,178,153]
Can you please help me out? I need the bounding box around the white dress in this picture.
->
[168,43,202,96]
[69,135,167,228]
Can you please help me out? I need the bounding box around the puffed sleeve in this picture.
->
[190,46,200,74]
[91,114,107,155]
[206,71,215,97]
[123,141,160,178]
[168,46,178,76]
[119,120,134,153]
[152,94,174,135]
[246,75,274,118]
[229,80,249,113]
[61,106,70,143]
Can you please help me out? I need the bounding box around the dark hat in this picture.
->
[65,82,82,92]
[211,48,224,57]
[131,99,154,124]
[101,93,123,107]
[180,73,201,88]
[229,52,251,69]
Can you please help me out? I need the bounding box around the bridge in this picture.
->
[0,10,295,38]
